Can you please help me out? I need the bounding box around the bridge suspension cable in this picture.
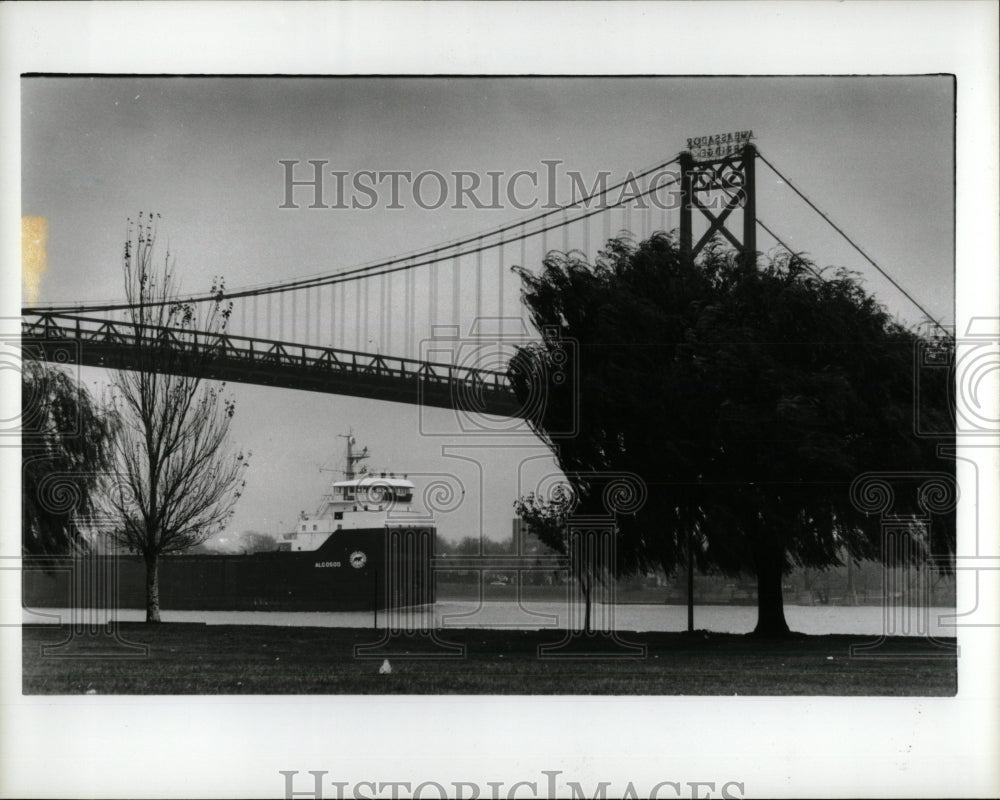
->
[753,217,825,281]
[755,149,952,338]
[28,155,682,315]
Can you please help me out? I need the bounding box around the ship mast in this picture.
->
[337,430,369,480]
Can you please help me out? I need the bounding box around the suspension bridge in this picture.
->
[20,142,949,417]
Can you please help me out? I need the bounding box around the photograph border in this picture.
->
[2,3,997,799]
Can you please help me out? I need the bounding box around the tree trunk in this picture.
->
[144,554,161,623]
[752,553,790,637]
[846,557,857,606]
[687,530,695,633]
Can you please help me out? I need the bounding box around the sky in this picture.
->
[20,76,957,543]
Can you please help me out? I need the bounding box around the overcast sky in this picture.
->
[21,76,956,542]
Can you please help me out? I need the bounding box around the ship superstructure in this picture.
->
[280,433,428,552]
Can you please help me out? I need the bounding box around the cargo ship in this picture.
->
[22,434,436,612]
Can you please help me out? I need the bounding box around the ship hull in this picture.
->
[22,527,435,613]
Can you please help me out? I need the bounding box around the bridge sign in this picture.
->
[686,129,753,161]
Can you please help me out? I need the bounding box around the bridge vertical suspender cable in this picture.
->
[378,273,385,354]
[354,280,361,351]
[452,254,460,333]
[406,260,414,359]
[308,285,314,345]
[411,260,417,358]
[360,275,368,353]
[338,283,345,349]
[430,256,438,334]
[475,239,483,334]
[386,270,393,354]
[335,282,341,349]
[497,238,504,338]
[520,223,528,333]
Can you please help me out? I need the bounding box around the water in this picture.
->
[23,601,959,637]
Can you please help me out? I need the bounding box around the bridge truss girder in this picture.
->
[21,312,523,418]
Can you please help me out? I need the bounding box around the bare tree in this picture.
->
[103,213,249,622]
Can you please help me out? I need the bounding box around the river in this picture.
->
[23,601,959,637]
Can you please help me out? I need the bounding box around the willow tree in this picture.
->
[103,213,249,622]
[22,361,113,555]
[510,233,954,637]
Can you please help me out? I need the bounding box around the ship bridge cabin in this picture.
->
[332,475,415,508]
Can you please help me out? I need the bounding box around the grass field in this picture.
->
[21,623,957,695]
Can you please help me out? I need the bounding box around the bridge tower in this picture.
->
[679,133,757,272]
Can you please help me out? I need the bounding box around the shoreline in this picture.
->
[20,602,960,638]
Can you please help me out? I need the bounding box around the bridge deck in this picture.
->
[21,312,523,417]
